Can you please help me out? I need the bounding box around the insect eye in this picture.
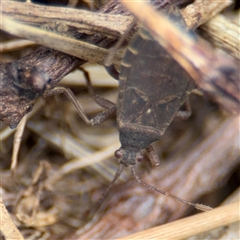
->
[114,150,122,159]
[136,154,144,162]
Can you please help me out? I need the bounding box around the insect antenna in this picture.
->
[88,164,124,219]
[130,166,212,212]
[97,164,124,206]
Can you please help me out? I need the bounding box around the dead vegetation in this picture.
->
[0,0,239,239]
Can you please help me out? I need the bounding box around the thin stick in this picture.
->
[1,39,36,52]
[117,201,239,240]
[11,115,27,176]
[1,1,133,37]
[1,16,114,65]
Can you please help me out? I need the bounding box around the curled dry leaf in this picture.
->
[14,161,58,227]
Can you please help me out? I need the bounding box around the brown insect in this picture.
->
[102,4,210,211]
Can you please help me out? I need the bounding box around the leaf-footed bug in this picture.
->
[105,3,195,166]
[103,4,211,211]
[44,5,211,212]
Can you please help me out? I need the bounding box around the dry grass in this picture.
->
[0,1,239,239]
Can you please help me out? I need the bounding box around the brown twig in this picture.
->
[181,0,233,29]
[0,50,80,128]
[1,1,132,38]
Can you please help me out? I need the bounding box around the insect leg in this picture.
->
[44,87,116,126]
[175,98,192,120]
[105,65,119,80]
[191,88,204,96]
[145,145,160,167]
[104,22,135,80]
[79,67,116,110]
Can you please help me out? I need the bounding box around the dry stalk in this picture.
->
[200,12,240,60]
[11,115,27,175]
[1,16,118,65]
[181,0,233,28]
[0,200,24,240]
[117,202,239,240]
[1,1,132,37]
[187,188,240,239]
[1,39,36,52]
